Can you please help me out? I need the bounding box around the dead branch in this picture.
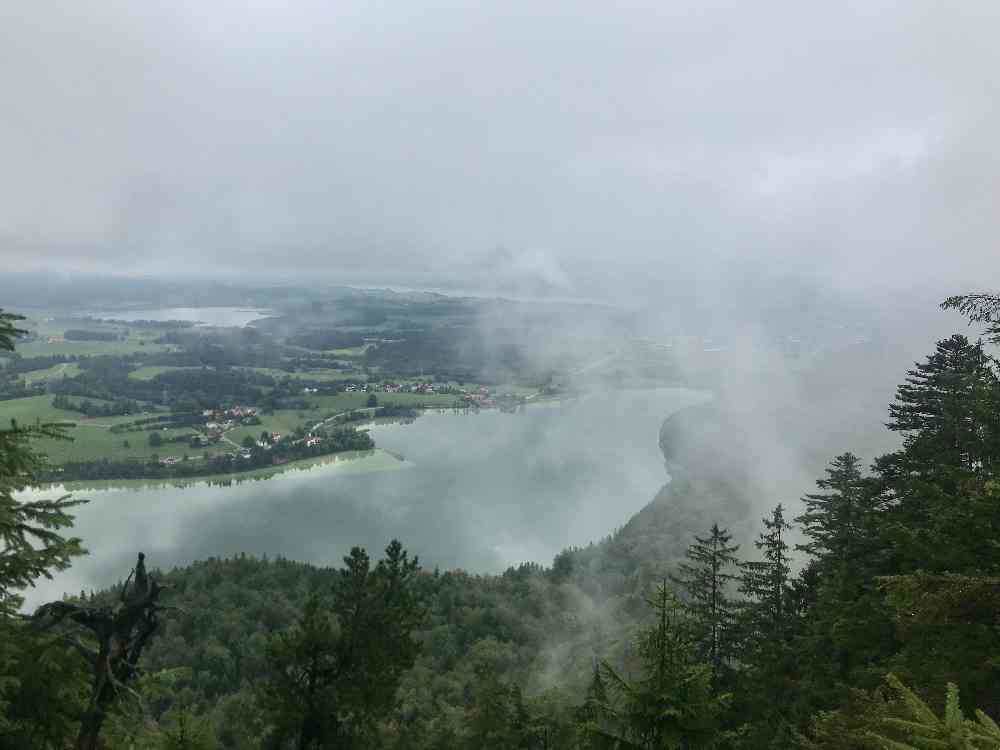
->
[31,552,171,750]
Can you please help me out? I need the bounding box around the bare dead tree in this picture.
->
[32,552,170,750]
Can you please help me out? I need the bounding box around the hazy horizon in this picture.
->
[3,0,998,307]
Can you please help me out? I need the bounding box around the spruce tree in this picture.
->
[878,334,1000,574]
[262,594,341,749]
[739,504,793,642]
[796,453,868,567]
[0,308,90,744]
[528,689,585,750]
[581,662,608,720]
[793,455,894,703]
[594,582,727,750]
[731,506,805,748]
[0,309,85,618]
[261,541,424,749]
[577,662,613,748]
[670,524,740,681]
[886,334,1000,476]
[465,661,531,750]
[878,572,1000,722]
[868,674,1000,750]
[159,709,219,750]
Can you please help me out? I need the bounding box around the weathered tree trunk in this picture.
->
[75,710,104,750]
[75,635,112,750]
[33,553,169,750]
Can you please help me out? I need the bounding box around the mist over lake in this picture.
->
[21,387,707,609]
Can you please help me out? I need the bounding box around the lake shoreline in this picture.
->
[35,448,410,493]
[29,388,701,491]
[18,385,711,612]
[33,398,576,490]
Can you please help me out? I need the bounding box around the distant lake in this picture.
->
[85,307,271,327]
[19,388,708,610]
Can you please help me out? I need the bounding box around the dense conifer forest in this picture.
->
[2,297,1000,749]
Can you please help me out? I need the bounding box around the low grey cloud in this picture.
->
[2,0,998,298]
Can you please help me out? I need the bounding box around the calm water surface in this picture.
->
[85,307,270,327]
[20,388,707,609]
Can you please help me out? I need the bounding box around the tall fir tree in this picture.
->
[0,309,85,618]
[0,307,91,746]
[670,524,740,681]
[733,505,802,749]
[594,582,727,750]
[739,504,793,642]
[464,661,531,750]
[261,541,424,749]
[795,453,869,567]
[878,334,1000,575]
[262,594,342,749]
[577,662,614,749]
[790,455,896,718]
[886,334,1000,477]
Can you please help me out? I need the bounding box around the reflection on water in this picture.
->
[86,307,270,327]
[20,388,708,610]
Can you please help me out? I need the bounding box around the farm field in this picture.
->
[0,395,87,424]
[224,411,314,446]
[241,367,359,382]
[16,339,172,358]
[0,395,221,463]
[20,362,82,384]
[0,396,209,462]
[12,315,180,358]
[37,424,212,464]
[128,365,200,380]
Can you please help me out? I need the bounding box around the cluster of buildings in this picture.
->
[376,381,449,395]
[256,431,283,448]
[202,405,260,439]
[342,382,375,393]
[236,430,320,460]
[340,380,518,408]
[458,387,494,404]
[342,380,428,394]
[459,388,524,411]
[343,381,476,396]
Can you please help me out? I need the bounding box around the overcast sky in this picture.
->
[2,0,998,298]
